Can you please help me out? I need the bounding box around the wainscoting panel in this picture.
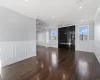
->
[26,41,36,58]
[14,42,27,63]
[0,42,14,67]
[0,41,36,67]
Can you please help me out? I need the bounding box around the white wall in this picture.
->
[37,24,94,52]
[46,30,49,47]
[49,28,58,48]
[36,28,58,48]
[0,7,36,67]
[94,5,100,63]
[75,23,94,52]
[37,30,46,46]
[50,25,94,52]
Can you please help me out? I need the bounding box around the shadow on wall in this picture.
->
[36,18,50,30]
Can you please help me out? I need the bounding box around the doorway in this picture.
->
[58,26,75,50]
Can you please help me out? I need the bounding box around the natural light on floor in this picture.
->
[78,60,88,76]
[52,52,57,66]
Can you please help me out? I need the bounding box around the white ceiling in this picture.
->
[0,0,100,27]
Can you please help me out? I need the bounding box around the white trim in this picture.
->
[94,4,100,20]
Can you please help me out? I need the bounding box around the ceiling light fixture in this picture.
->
[80,6,82,9]
[82,20,84,22]
[26,0,28,2]
[52,16,54,19]
[37,22,39,24]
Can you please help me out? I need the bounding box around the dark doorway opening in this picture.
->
[58,26,75,50]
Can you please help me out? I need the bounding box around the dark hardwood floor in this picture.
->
[75,51,100,80]
[0,46,100,80]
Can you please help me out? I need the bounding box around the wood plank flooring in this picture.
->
[75,51,100,80]
[0,46,100,80]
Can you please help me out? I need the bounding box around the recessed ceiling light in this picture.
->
[65,33,66,34]
[80,6,82,9]
[82,20,84,22]
[37,22,38,24]
[52,16,54,19]
[26,0,28,2]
